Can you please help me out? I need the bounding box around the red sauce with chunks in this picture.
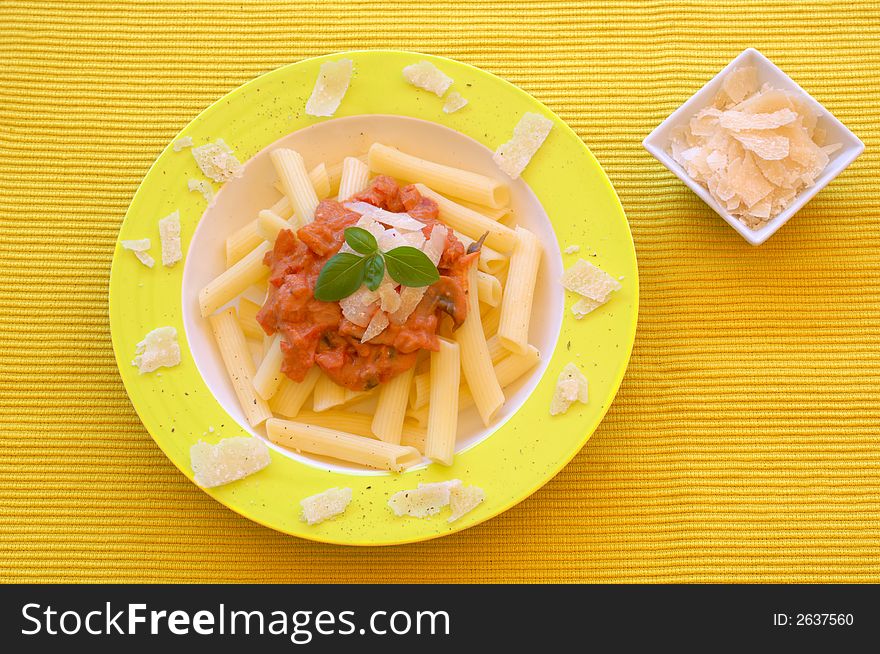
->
[256,176,476,391]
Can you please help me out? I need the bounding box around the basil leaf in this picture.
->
[363,254,385,292]
[314,252,368,301]
[383,246,440,287]
[344,226,378,255]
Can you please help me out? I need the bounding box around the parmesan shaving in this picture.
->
[172,136,193,152]
[344,202,426,231]
[442,91,468,114]
[560,259,621,303]
[187,178,214,203]
[667,67,842,229]
[378,282,402,313]
[361,310,390,343]
[493,112,553,179]
[571,297,602,319]
[122,239,154,268]
[340,287,379,328]
[132,326,180,374]
[448,483,485,523]
[305,59,353,117]
[158,210,182,267]
[190,437,271,488]
[563,244,580,255]
[549,363,588,416]
[402,61,453,97]
[389,286,426,325]
[422,225,447,266]
[388,483,452,518]
[191,138,243,183]
[300,487,352,525]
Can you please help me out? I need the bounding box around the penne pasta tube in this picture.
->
[457,199,513,222]
[337,156,371,201]
[409,370,430,409]
[270,366,321,418]
[257,209,292,243]
[481,304,502,339]
[426,338,460,465]
[308,163,331,200]
[415,184,517,252]
[407,403,428,427]
[209,308,272,427]
[269,195,295,219]
[454,230,508,275]
[498,226,542,355]
[199,241,271,317]
[370,143,509,208]
[477,270,503,307]
[326,154,368,196]
[371,367,415,444]
[265,419,422,472]
[226,220,263,268]
[237,298,264,340]
[456,262,504,426]
[246,338,264,368]
[295,409,426,452]
[271,148,319,223]
[252,333,285,400]
[272,162,331,201]
[313,373,371,412]
[485,334,508,365]
[458,345,540,413]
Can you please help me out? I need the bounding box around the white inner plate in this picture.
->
[182,115,564,474]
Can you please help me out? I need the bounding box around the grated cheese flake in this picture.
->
[571,297,602,319]
[132,326,180,373]
[560,258,622,303]
[300,487,352,525]
[191,138,243,183]
[172,136,193,152]
[345,202,426,232]
[305,59,353,117]
[190,437,270,488]
[448,483,485,523]
[388,481,456,518]
[361,310,390,343]
[157,210,182,267]
[550,363,589,416]
[187,178,215,203]
[442,91,468,114]
[122,239,155,268]
[493,112,553,179]
[402,61,453,97]
[340,286,379,328]
[563,244,580,255]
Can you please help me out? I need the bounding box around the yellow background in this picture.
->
[1,0,878,582]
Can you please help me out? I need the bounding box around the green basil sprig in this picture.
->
[314,226,440,302]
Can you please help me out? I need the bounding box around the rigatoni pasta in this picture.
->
[337,156,371,201]
[265,418,422,472]
[208,308,272,427]
[425,338,460,465]
[498,226,541,355]
[371,367,415,444]
[455,262,504,426]
[271,148,319,223]
[369,143,509,208]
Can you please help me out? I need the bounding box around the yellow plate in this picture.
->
[109,50,638,545]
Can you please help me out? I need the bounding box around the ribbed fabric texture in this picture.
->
[2,1,879,583]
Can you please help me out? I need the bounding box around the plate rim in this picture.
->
[109,49,640,546]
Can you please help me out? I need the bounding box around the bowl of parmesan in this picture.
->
[643,47,863,245]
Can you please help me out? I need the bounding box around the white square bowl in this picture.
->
[643,47,864,246]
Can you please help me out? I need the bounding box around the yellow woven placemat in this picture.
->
[2,1,878,583]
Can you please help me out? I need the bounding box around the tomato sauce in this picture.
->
[256,177,476,391]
